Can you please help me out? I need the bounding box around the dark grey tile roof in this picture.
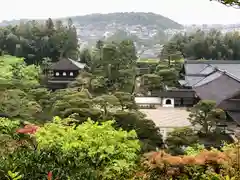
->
[215,64,240,77]
[185,60,240,64]
[184,63,208,75]
[194,73,240,105]
[193,71,223,87]
[227,111,240,125]
[218,100,240,111]
[199,66,215,75]
[184,60,240,78]
[50,58,86,70]
[69,58,86,69]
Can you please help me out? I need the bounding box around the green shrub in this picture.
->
[2,117,140,180]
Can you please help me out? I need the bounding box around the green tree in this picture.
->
[165,127,199,155]
[162,30,240,60]
[93,94,120,119]
[141,74,163,93]
[80,40,137,93]
[113,111,163,152]
[0,89,42,120]
[0,19,79,65]
[156,68,178,87]
[188,100,226,135]
[114,91,137,110]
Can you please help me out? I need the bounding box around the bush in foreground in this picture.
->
[1,117,140,180]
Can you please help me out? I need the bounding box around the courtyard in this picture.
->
[140,108,191,139]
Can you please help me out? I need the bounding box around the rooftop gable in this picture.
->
[193,71,223,87]
[194,70,240,105]
[183,60,240,77]
[50,58,86,70]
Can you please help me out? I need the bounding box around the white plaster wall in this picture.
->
[162,98,175,108]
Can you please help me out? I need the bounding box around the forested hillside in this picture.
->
[69,12,183,29]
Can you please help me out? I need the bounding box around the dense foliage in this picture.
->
[0,8,240,178]
[134,144,240,180]
[0,117,141,179]
[0,54,163,152]
[0,18,78,65]
[162,30,240,60]
[79,40,138,93]
[165,127,199,155]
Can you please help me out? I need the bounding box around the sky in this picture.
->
[2,0,240,24]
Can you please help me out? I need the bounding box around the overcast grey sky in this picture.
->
[2,0,240,24]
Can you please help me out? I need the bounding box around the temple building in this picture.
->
[46,58,87,90]
[179,60,240,88]
[179,60,240,135]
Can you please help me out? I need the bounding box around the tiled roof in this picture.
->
[227,111,240,125]
[184,60,240,78]
[50,58,86,70]
[218,100,240,111]
[214,64,240,78]
[185,60,240,64]
[185,76,204,86]
[184,63,208,75]
[199,65,215,75]
[193,71,223,87]
[158,89,195,98]
[194,72,240,105]
[69,58,86,69]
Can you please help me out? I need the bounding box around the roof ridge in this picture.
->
[185,60,240,64]
[192,69,223,87]
[216,68,240,83]
[198,64,212,73]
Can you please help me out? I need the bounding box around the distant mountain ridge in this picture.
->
[0,12,183,30]
[68,12,183,30]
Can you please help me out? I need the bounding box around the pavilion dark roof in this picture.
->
[50,58,86,70]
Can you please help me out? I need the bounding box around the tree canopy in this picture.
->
[162,30,240,60]
[0,18,79,65]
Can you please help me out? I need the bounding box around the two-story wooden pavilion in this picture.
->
[47,58,87,90]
